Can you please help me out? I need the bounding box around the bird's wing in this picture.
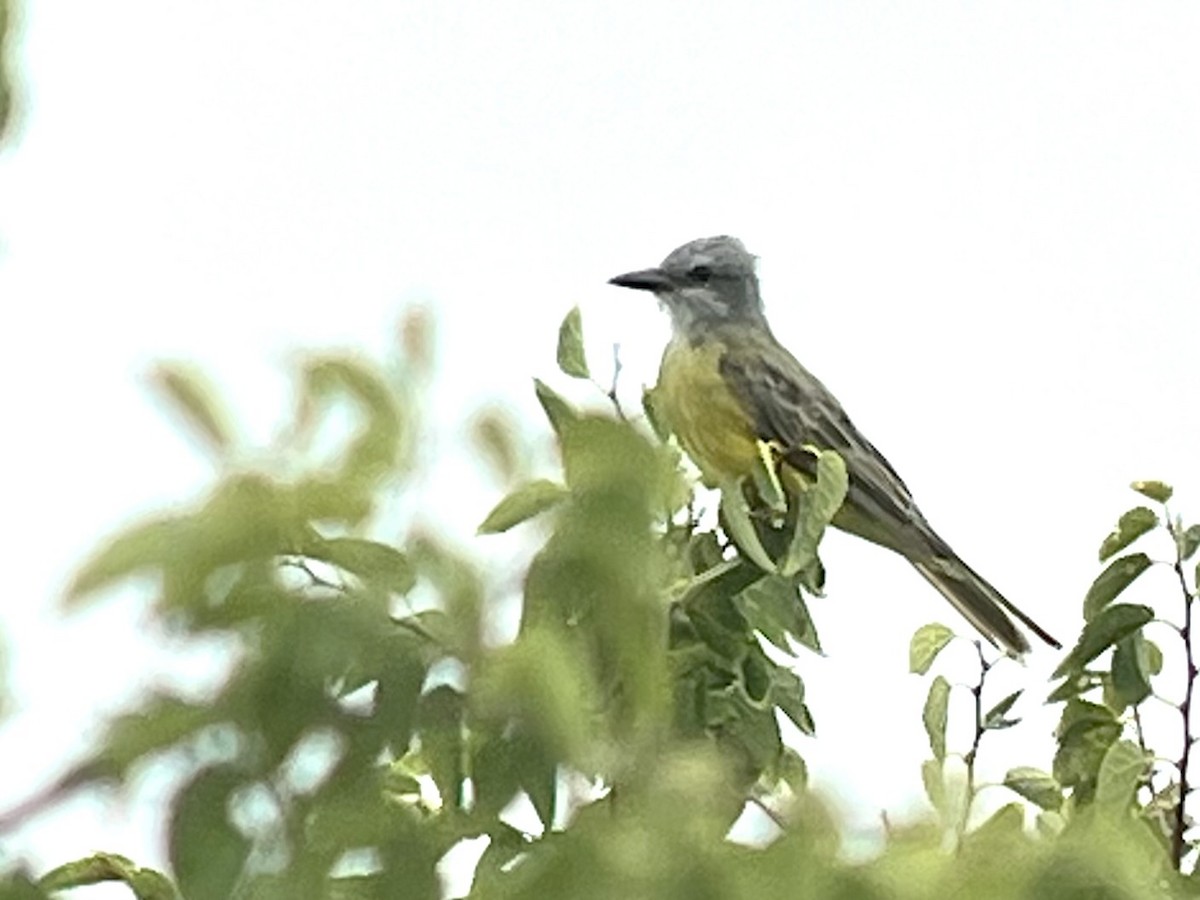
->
[717,329,930,552]
[716,328,1060,655]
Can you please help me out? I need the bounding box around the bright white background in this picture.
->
[1,2,1198,895]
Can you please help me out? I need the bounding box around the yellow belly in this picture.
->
[657,337,761,486]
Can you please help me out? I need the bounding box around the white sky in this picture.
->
[1,2,1198,893]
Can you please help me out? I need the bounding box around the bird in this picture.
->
[608,235,1059,656]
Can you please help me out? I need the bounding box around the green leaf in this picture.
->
[794,556,826,599]
[971,803,1024,841]
[0,873,43,899]
[534,378,580,437]
[811,449,849,522]
[1098,507,1158,562]
[517,740,558,831]
[477,479,569,534]
[71,473,298,614]
[984,689,1023,730]
[720,693,783,774]
[64,516,190,607]
[1145,638,1164,675]
[742,648,773,704]
[149,362,235,458]
[293,474,373,524]
[169,767,250,900]
[474,626,596,766]
[788,591,822,654]
[95,694,218,778]
[1053,699,1122,798]
[1082,553,1152,620]
[923,675,951,762]
[676,577,756,662]
[734,574,813,654]
[1047,670,1097,704]
[1178,524,1200,562]
[783,699,816,736]
[777,748,808,793]
[1095,739,1150,815]
[1003,767,1062,811]
[0,5,11,145]
[302,536,416,595]
[470,736,523,821]
[1108,631,1153,711]
[909,623,955,674]
[556,306,590,379]
[780,448,848,578]
[306,780,413,871]
[769,666,813,735]
[416,685,466,811]
[299,356,405,486]
[372,645,427,751]
[720,482,777,573]
[39,853,178,900]
[1035,810,1065,838]
[1053,603,1153,679]
[1131,480,1173,504]
[470,408,524,484]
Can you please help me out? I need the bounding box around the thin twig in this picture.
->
[1133,703,1170,808]
[0,765,100,834]
[594,342,628,420]
[1172,530,1198,869]
[283,557,346,593]
[963,642,993,784]
[1133,703,1149,753]
[960,641,993,837]
[748,794,789,832]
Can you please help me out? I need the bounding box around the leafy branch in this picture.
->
[1047,480,1200,870]
[1167,506,1200,867]
[910,625,1027,843]
[3,304,1196,897]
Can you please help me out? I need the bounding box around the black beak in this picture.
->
[608,268,673,292]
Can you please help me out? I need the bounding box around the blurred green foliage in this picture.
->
[0,0,14,144]
[1,309,1197,898]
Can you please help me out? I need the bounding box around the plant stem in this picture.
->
[1173,542,1198,869]
[598,343,627,420]
[960,641,992,837]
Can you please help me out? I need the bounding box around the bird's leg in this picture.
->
[749,440,789,525]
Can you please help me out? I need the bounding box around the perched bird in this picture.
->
[609,235,1059,656]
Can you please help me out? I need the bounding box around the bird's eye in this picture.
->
[689,265,713,284]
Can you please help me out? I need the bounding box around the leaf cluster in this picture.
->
[2,314,1196,898]
[910,479,1200,888]
[1044,481,1200,867]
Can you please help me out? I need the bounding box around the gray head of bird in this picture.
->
[608,235,768,335]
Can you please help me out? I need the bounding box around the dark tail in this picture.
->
[911,548,1060,657]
